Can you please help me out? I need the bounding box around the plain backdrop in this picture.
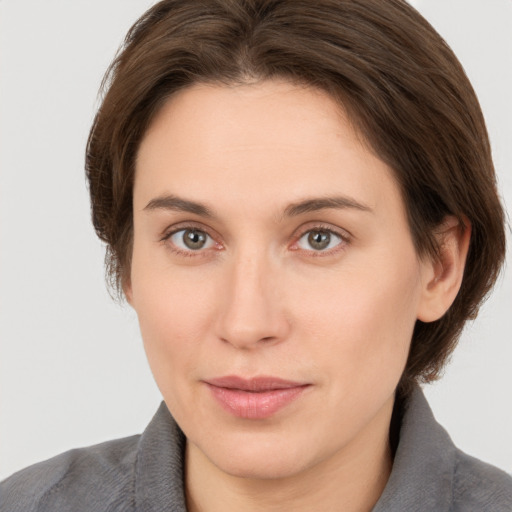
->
[0,0,511,480]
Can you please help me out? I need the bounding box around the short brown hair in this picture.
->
[86,0,506,395]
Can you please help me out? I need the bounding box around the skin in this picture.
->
[126,80,470,512]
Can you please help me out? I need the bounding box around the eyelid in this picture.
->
[160,222,224,255]
[160,221,217,241]
[289,223,351,254]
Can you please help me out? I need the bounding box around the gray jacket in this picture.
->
[1,387,511,511]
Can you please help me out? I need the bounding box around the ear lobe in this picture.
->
[417,216,471,323]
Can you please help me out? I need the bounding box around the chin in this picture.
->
[193,429,320,481]
[217,453,312,481]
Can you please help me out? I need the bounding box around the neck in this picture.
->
[185,397,395,512]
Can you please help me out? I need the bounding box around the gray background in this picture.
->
[1,0,511,479]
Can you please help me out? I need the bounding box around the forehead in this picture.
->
[138,80,353,163]
[134,80,402,219]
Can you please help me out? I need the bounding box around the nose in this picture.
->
[215,250,290,350]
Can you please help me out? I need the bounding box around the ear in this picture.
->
[417,216,471,322]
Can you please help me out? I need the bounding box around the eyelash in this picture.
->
[290,224,350,257]
[160,224,222,258]
[160,223,351,258]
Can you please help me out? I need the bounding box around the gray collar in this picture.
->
[135,401,188,511]
[373,386,455,511]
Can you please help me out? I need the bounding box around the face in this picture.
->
[128,80,433,480]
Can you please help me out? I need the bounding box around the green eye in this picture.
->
[170,229,214,251]
[298,229,342,251]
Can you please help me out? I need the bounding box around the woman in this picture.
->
[1,0,511,510]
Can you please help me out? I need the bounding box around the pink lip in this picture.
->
[204,376,310,419]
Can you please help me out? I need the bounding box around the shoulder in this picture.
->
[0,402,187,512]
[375,386,512,512]
[0,434,140,512]
[452,449,512,511]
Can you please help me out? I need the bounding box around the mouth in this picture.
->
[203,376,311,419]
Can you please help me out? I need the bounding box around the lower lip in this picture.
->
[206,384,309,419]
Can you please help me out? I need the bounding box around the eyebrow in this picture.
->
[283,196,373,217]
[143,194,372,218]
[143,195,214,218]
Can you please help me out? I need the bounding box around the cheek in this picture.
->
[130,232,216,335]
[130,255,220,399]
[289,252,421,392]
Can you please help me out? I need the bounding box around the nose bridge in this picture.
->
[216,244,288,349]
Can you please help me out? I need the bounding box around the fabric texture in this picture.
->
[1,387,511,511]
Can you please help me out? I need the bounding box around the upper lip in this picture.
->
[204,375,309,392]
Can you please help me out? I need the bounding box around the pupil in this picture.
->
[308,230,330,250]
[184,230,206,249]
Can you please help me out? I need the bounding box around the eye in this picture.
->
[296,229,344,252]
[168,228,215,251]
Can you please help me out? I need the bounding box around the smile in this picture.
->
[204,376,311,419]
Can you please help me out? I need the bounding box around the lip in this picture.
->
[204,376,311,419]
